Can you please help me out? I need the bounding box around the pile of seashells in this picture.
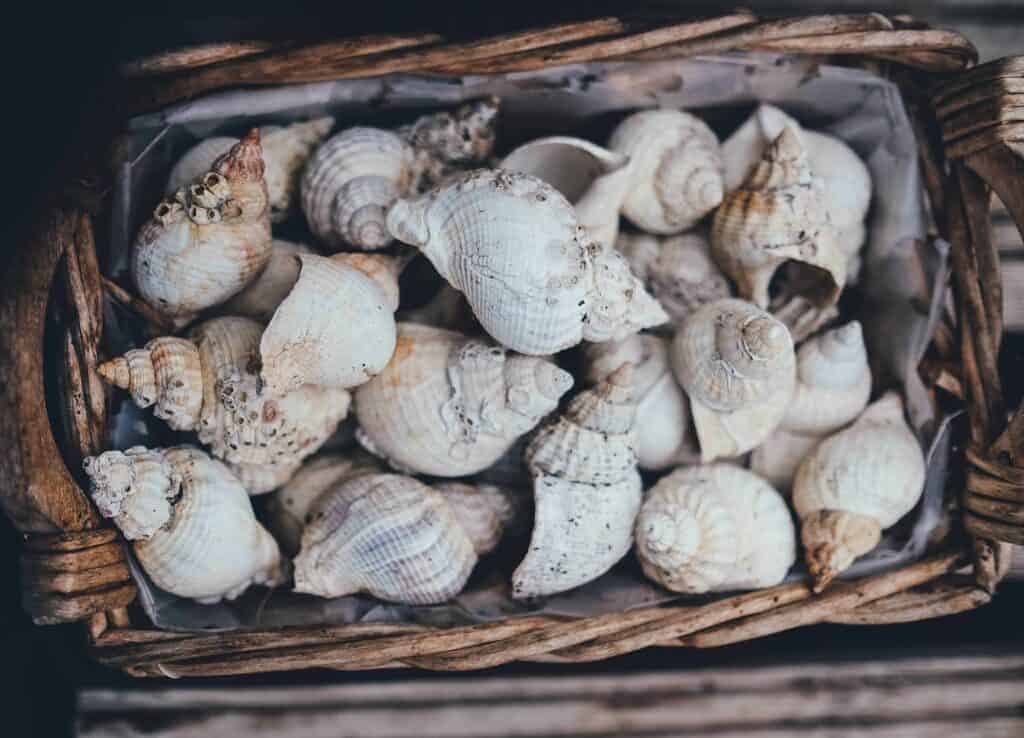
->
[84,97,927,611]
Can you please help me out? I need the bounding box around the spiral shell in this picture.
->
[433,482,524,556]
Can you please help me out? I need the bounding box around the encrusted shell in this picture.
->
[222,239,313,320]
[354,323,573,477]
[386,169,667,355]
[635,464,795,593]
[433,482,524,556]
[83,446,285,603]
[608,109,724,234]
[399,97,501,191]
[293,473,477,604]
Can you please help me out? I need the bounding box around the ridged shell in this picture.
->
[433,482,524,556]
[386,169,667,355]
[134,129,272,318]
[400,97,501,191]
[222,239,313,319]
[83,446,285,603]
[636,464,795,593]
[513,365,642,599]
[608,110,724,234]
[354,323,573,476]
[293,474,477,604]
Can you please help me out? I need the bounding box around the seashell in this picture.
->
[293,473,477,604]
[354,323,573,477]
[584,333,698,470]
[712,126,846,310]
[329,249,414,314]
[513,364,642,599]
[792,392,926,592]
[97,316,351,489]
[259,253,397,395]
[386,169,667,355]
[616,230,732,325]
[770,292,841,345]
[167,118,334,223]
[265,450,382,555]
[399,97,501,191]
[635,464,795,593]
[608,109,724,234]
[749,429,821,493]
[433,482,525,556]
[501,136,633,248]
[83,446,285,603]
[671,299,796,462]
[222,239,313,320]
[134,129,273,318]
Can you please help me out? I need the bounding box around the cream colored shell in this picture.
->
[222,239,313,320]
[749,429,821,493]
[83,446,285,603]
[635,464,795,593]
[433,482,524,556]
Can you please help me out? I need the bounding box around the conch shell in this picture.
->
[166,118,334,222]
[792,393,926,592]
[293,473,477,604]
[399,97,501,191]
[712,126,846,310]
[432,482,525,556]
[134,129,272,319]
[671,299,796,462]
[386,169,667,355]
[635,464,795,593]
[222,239,312,320]
[501,136,633,248]
[608,109,724,234]
[513,364,642,599]
[83,446,285,603]
[616,230,732,325]
[354,323,573,476]
[584,333,698,470]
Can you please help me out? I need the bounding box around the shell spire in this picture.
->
[213,128,265,183]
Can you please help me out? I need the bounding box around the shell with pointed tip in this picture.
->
[134,130,273,318]
[434,482,524,556]
[354,323,573,477]
[400,97,501,191]
[636,464,795,593]
[259,253,397,396]
[83,446,285,603]
[222,239,313,320]
[293,473,477,604]
[608,110,724,235]
[386,169,667,355]
[671,299,796,461]
[792,393,926,592]
[512,365,642,599]
[584,334,698,470]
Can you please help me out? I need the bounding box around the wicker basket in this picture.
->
[3,11,1022,678]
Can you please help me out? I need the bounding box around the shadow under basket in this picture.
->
[3,11,1024,678]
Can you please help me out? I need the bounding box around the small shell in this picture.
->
[222,239,313,320]
[635,464,795,593]
[330,249,413,314]
[259,253,397,395]
[513,365,642,599]
[293,473,477,604]
[749,429,821,493]
[608,110,724,234]
[400,97,501,191]
[354,323,573,476]
[792,393,926,591]
[433,482,525,556]
[83,446,285,603]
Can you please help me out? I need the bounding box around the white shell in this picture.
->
[354,323,573,477]
[293,473,477,604]
[513,365,642,599]
[608,109,724,234]
[386,169,667,355]
[433,482,524,556]
[749,429,821,493]
[222,239,313,320]
[635,464,795,593]
[83,446,285,603]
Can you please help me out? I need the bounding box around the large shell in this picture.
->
[749,429,821,493]
[386,169,667,355]
[354,323,573,476]
[222,239,313,320]
[608,110,724,234]
[399,97,501,191]
[635,464,795,593]
[513,365,642,599]
[293,473,477,604]
[712,126,846,310]
[792,393,926,591]
[83,446,285,603]
[433,482,525,556]
[134,129,272,318]
[259,253,397,395]
[671,299,796,461]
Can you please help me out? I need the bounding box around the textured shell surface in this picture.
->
[400,97,501,191]
[635,464,795,593]
[434,482,524,556]
[259,253,397,395]
[222,238,313,319]
[330,250,411,314]
[513,365,642,598]
[608,109,724,235]
[386,169,666,355]
[134,130,272,318]
[83,446,284,603]
[354,323,573,476]
[293,473,477,604]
